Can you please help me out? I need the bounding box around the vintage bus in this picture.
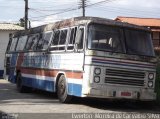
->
[4,17,157,103]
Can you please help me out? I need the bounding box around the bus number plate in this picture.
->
[121,92,131,97]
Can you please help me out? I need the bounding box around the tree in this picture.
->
[19,18,25,27]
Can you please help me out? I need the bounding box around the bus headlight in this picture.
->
[148,81,153,88]
[148,73,154,80]
[94,68,101,75]
[94,76,100,83]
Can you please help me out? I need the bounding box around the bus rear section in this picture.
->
[4,19,87,103]
[81,23,156,101]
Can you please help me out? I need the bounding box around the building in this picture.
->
[115,17,160,54]
[0,23,24,78]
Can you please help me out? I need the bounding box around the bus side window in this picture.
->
[25,34,39,50]
[50,30,60,51]
[67,27,77,50]
[16,36,28,51]
[58,29,68,50]
[25,35,33,50]
[37,33,44,50]
[43,31,53,49]
[76,27,84,50]
[37,32,53,50]
[10,37,18,52]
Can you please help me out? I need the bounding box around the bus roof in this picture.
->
[13,16,151,37]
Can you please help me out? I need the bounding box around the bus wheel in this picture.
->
[57,75,72,103]
[16,73,28,93]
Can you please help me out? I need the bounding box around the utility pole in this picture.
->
[82,0,85,17]
[81,0,87,17]
[24,0,28,30]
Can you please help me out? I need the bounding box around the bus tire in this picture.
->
[16,73,28,93]
[57,75,72,103]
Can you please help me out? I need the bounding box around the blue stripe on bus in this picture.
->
[68,83,82,97]
[0,70,4,78]
[22,77,55,92]
[21,77,82,97]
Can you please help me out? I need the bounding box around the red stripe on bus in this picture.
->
[20,68,83,79]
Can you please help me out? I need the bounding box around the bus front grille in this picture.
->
[105,69,145,86]
[105,77,144,86]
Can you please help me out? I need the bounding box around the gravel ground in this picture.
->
[0,79,160,119]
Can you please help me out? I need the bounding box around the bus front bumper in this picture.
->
[83,85,156,101]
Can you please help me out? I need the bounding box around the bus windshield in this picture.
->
[88,24,155,57]
[125,29,155,57]
[88,24,125,53]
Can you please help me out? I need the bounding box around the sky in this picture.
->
[0,0,160,27]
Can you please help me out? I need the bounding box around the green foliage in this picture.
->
[155,62,160,101]
[19,18,25,27]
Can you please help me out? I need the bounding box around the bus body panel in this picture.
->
[15,52,84,96]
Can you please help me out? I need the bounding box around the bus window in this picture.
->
[88,24,125,53]
[10,37,18,52]
[58,29,68,50]
[16,36,28,51]
[37,33,44,50]
[43,32,53,49]
[37,32,52,50]
[25,34,39,50]
[76,27,84,50]
[50,30,60,51]
[125,29,155,56]
[67,27,77,50]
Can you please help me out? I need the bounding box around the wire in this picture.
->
[29,9,50,15]
[91,5,160,17]
[29,0,160,22]
[30,7,79,19]
[86,0,116,8]
[98,4,160,14]
[30,0,117,19]
[29,7,77,12]
[0,5,23,8]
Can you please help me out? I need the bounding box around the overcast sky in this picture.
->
[0,0,160,27]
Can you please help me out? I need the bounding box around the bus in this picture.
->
[4,17,157,103]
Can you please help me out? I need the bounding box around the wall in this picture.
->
[0,30,14,78]
[152,31,160,47]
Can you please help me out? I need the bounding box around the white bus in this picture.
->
[4,17,157,103]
